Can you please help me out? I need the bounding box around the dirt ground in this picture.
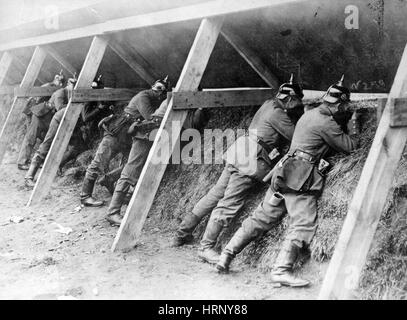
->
[0,163,325,300]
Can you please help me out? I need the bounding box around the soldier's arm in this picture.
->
[270,109,296,142]
[137,95,156,120]
[54,91,68,111]
[320,118,358,154]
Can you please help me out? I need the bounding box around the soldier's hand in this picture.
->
[346,111,360,136]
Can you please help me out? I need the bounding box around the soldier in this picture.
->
[59,76,113,170]
[216,76,360,287]
[171,75,305,265]
[105,87,209,226]
[24,77,77,186]
[80,77,170,208]
[17,72,65,170]
[24,76,114,186]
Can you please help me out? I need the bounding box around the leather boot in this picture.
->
[24,159,41,188]
[216,227,255,273]
[270,241,310,287]
[198,220,224,264]
[171,213,203,247]
[216,252,234,274]
[80,177,104,207]
[105,190,127,226]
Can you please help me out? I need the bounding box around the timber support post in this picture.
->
[0,46,47,164]
[318,43,407,300]
[27,36,108,206]
[112,17,225,251]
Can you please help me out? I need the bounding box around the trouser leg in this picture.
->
[81,135,120,206]
[34,114,60,162]
[200,167,255,250]
[106,138,152,222]
[217,187,286,272]
[174,165,231,244]
[17,115,41,166]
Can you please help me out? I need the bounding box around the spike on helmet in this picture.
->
[54,69,65,82]
[323,74,351,104]
[92,74,104,89]
[276,73,304,100]
[152,75,170,92]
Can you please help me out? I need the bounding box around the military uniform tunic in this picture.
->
[179,98,296,247]
[17,87,69,166]
[224,103,357,256]
[85,89,164,185]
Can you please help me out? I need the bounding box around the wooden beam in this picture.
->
[172,88,389,110]
[220,27,279,88]
[173,88,276,109]
[71,88,144,102]
[318,43,407,300]
[0,52,13,85]
[14,86,59,98]
[0,46,47,164]
[12,53,47,85]
[389,97,407,127]
[107,38,158,85]
[44,45,78,76]
[27,36,108,206]
[0,0,305,51]
[112,17,224,251]
[0,86,16,95]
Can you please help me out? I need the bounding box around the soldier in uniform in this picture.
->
[80,77,170,208]
[216,76,360,287]
[105,87,210,226]
[24,77,77,186]
[17,72,65,170]
[24,76,114,186]
[171,75,305,265]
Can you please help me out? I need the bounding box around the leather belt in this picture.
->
[256,137,272,154]
[292,150,315,162]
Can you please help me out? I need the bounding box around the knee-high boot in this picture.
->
[269,240,310,287]
[216,227,255,273]
[106,187,128,226]
[198,219,224,264]
[171,213,203,247]
[24,157,41,188]
[80,176,104,207]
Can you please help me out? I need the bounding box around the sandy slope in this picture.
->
[0,164,324,300]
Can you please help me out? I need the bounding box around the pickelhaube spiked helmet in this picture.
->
[54,69,65,82]
[323,75,351,104]
[152,75,170,92]
[276,73,304,100]
[92,74,104,89]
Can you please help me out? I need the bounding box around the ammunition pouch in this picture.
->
[30,101,55,118]
[271,150,325,194]
[101,113,140,137]
[223,135,281,182]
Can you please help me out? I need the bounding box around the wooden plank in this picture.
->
[71,88,144,102]
[107,38,158,85]
[173,88,276,109]
[27,36,108,206]
[389,97,407,127]
[0,0,306,51]
[172,88,389,110]
[0,52,13,85]
[0,46,47,164]
[112,17,224,251]
[0,86,16,95]
[220,27,279,88]
[44,45,78,76]
[318,43,407,300]
[377,98,387,126]
[14,86,59,98]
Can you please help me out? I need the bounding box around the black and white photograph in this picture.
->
[0,0,406,304]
